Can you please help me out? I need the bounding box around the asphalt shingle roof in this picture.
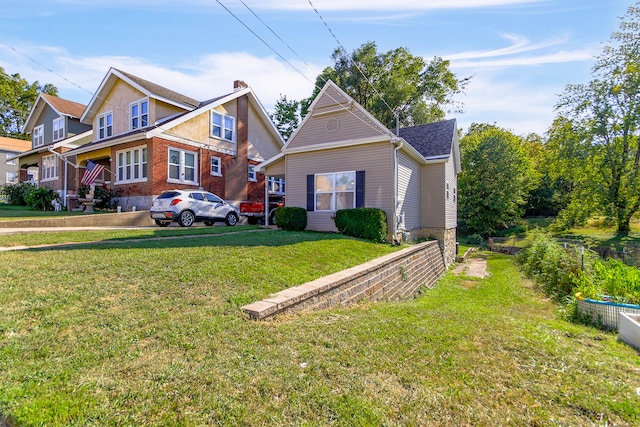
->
[41,93,86,119]
[394,118,456,159]
[114,68,201,109]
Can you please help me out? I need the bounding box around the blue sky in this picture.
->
[0,0,632,135]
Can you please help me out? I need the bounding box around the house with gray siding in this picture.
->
[12,93,92,198]
[258,80,460,265]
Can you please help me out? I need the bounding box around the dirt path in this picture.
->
[453,254,489,278]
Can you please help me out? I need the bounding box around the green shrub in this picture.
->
[577,258,640,305]
[24,187,59,211]
[1,182,35,205]
[275,207,307,231]
[334,208,387,243]
[78,184,115,209]
[517,232,595,302]
[466,234,486,247]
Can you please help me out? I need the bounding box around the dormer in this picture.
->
[80,68,200,142]
[22,93,90,149]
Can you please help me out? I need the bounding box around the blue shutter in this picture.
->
[307,174,315,211]
[356,170,365,208]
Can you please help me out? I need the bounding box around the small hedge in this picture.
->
[334,208,387,242]
[275,207,307,231]
[1,182,35,205]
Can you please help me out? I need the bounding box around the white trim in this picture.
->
[33,124,44,147]
[210,156,222,176]
[167,147,198,185]
[314,171,356,212]
[210,110,236,143]
[248,165,257,182]
[52,117,65,141]
[115,145,148,184]
[97,110,113,140]
[129,98,149,130]
[41,153,58,181]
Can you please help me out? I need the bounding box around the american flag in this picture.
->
[81,160,105,186]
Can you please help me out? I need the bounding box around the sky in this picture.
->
[0,0,633,136]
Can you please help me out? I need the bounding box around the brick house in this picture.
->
[64,68,284,210]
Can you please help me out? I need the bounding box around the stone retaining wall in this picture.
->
[242,240,445,320]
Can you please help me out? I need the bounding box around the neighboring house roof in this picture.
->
[67,84,285,157]
[394,119,457,160]
[0,136,31,153]
[22,93,88,133]
[81,67,201,124]
[8,130,93,161]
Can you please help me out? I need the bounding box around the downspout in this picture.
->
[391,137,403,244]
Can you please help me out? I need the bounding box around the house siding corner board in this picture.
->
[286,143,394,233]
[444,154,458,229]
[397,151,421,232]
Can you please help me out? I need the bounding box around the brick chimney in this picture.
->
[234,80,248,90]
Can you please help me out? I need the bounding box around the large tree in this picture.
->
[0,67,57,139]
[270,94,300,141]
[458,123,534,237]
[556,5,640,234]
[273,42,471,133]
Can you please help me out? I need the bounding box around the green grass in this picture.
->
[1,234,639,426]
[0,203,98,220]
[0,225,262,248]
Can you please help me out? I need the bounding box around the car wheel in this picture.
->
[225,212,238,226]
[204,220,214,226]
[155,219,171,227]
[269,212,277,226]
[247,217,259,225]
[178,210,195,227]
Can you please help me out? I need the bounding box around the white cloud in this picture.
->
[0,43,320,110]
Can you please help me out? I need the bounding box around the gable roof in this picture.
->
[80,67,200,124]
[394,119,457,160]
[22,93,88,133]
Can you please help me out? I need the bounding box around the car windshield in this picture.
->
[157,191,181,199]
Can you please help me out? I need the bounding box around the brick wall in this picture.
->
[242,240,445,320]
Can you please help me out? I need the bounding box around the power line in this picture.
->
[306,0,397,118]
[215,0,388,136]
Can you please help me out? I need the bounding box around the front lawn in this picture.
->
[0,203,92,220]
[1,233,638,426]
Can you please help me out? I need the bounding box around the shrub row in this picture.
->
[518,232,640,305]
[1,183,59,211]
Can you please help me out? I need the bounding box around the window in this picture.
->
[6,171,17,184]
[52,117,65,141]
[33,125,44,147]
[168,148,197,184]
[211,111,235,142]
[248,165,257,182]
[98,112,113,139]
[130,99,149,130]
[41,154,58,181]
[6,157,16,166]
[210,156,222,176]
[453,187,457,202]
[268,177,285,194]
[116,146,147,183]
[315,171,355,211]
[446,182,450,201]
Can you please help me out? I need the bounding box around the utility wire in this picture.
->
[306,0,397,118]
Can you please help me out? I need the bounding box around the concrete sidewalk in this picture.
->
[0,210,154,229]
[453,254,489,278]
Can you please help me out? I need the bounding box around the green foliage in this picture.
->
[24,187,59,211]
[556,6,640,235]
[310,43,471,129]
[517,232,594,302]
[576,258,640,305]
[0,67,58,138]
[269,94,299,140]
[275,206,307,231]
[1,182,35,205]
[458,123,535,237]
[334,208,387,242]
[78,184,115,209]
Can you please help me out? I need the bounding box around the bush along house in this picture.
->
[258,80,460,265]
[11,93,93,203]
[62,68,284,211]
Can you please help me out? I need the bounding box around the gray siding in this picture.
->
[396,151,421,231]
[67,118,91,138]
[34,106,60,148]
[421,163,445,229]
[285,142,394,233]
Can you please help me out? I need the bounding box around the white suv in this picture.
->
[150,190,239,227]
